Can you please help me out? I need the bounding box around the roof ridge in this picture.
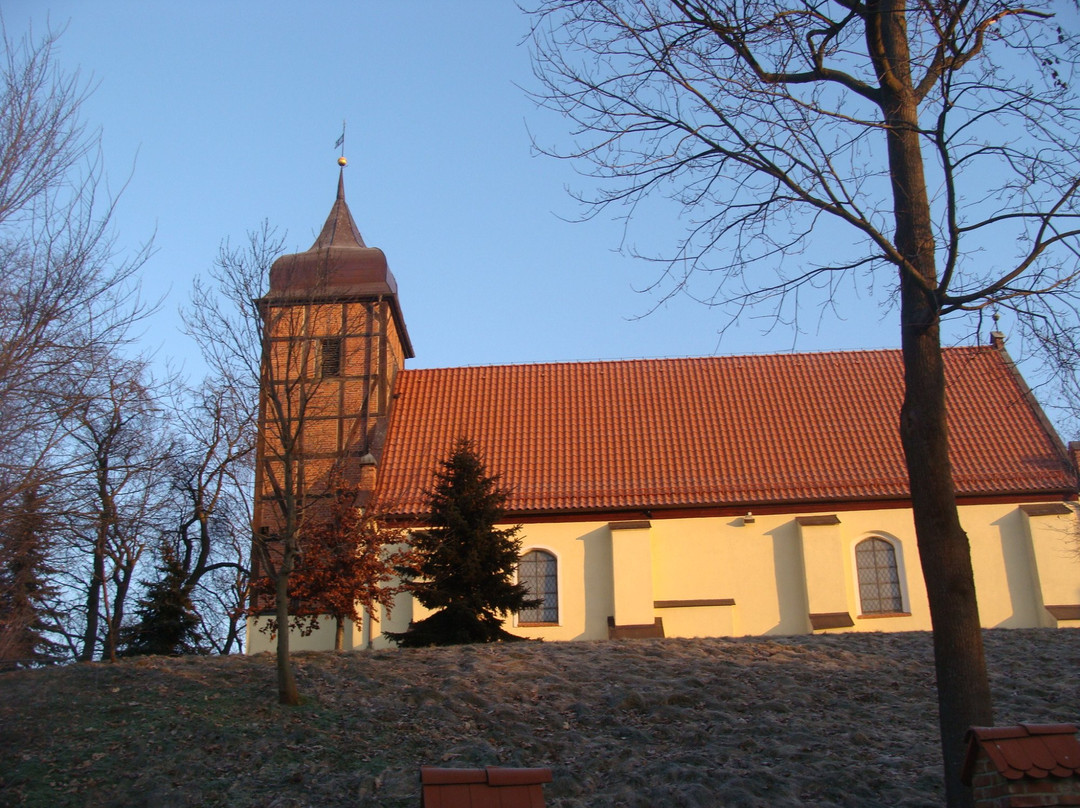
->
[402,343,995,374]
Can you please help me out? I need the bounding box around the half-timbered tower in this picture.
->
[252,168,413,542]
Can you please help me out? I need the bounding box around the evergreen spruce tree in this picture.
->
[0,489,63,669]
[120,544,203,657]
[387,438,537,647]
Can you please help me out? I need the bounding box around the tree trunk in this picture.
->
[900,286,993,808]
[104,557,136,662]
[867,3,994,805]
[273,454,302,705]
[274,562,299,705]
[334,616,344,651]
[79,534,106,662]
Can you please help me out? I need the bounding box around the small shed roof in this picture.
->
[962,724,1080,784]
[420,766,552,808]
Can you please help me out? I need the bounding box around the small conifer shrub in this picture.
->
[120,545,204,657]
[387,438,537,646]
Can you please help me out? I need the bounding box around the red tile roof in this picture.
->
[963,724,1080,783]
[378,345,1076,517]
[420,766,552,807]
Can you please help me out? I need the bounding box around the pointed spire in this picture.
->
[265,161,415,359]
[268,166,398,302]
[311,167,367,250]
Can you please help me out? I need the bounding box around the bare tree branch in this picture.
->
[526,3,1080,804]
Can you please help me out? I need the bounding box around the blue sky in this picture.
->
[2,3,1037,388]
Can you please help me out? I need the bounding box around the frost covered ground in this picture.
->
[2,629,1078,807]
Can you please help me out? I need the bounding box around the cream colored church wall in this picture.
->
[245,500,1079,653]
[826,509,926,631]
[781,502,1079,634]
[510,509,908,640]
[964,505,1042,629]
[507,501,1078,642]
[247,616,348,653]
[1024,506,1080,620]
[512,522,615,642]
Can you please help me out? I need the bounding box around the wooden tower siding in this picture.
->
[252,168,413,551]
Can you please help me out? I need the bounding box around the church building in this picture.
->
[247,171,1080,653]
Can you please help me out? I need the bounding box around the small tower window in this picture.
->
[320,338,342,377]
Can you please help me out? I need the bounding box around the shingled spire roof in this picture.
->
[311,169,367,250]
[267,169,402,303]
[264,167,414,357]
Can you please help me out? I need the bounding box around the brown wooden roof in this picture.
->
[378,344,1076,518]
[266,171,414,357]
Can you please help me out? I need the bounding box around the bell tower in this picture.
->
[254,164,413,525]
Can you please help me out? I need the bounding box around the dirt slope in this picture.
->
[2,629,1078,807]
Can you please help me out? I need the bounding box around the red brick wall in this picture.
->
[971,756,1080,807]
[254,295,407,535]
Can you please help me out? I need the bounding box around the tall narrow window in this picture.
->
[856,537,903,614]
[518,550,558,624]
[320,338,342,377]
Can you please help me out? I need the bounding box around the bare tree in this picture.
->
[0,24,151,662]
[186,224,345,705]
[0,24,148,477]
[164,378,255,655]
[527,2,1080,804]
[57,354,173,662]
[1018,299,1080,441]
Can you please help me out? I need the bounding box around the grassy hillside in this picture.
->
[2,629,1078,807]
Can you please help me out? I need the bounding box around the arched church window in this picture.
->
[856,536,904,614]
[518,549,558,625]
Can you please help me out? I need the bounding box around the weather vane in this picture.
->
[335,120,347,167]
